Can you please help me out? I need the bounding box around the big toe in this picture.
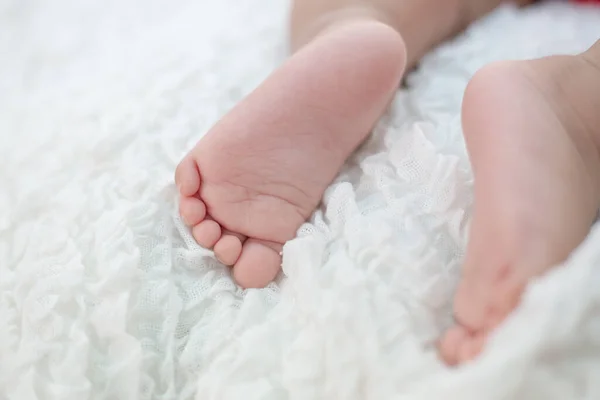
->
[233,239,283,289]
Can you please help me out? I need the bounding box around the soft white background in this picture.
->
[1,1,600,399]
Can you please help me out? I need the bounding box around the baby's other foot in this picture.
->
[439,44,600,365]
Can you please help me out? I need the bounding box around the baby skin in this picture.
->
[439,46,600,364]
[175,0,600,364]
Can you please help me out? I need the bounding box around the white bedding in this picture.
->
[2,1,600,399]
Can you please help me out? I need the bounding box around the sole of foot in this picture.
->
[176,19,406,288]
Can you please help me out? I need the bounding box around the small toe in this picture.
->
[179,196,206,226]
[214,234,244,266]
[175,156,201,197]
[192,219,222,248]
[232,239,283,289]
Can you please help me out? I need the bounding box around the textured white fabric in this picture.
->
[2,1,600,399]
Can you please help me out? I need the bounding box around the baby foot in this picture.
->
[439,48,600,364]
[176,20,406,288]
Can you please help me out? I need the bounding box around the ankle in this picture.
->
[582,40,600,73]
[577,42,600,165]
[290,0,532,67]
[538,52,600,198]
[291,1,463,68]
[458,0,535,32]
[290,5,393,53]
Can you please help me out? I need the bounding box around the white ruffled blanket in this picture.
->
[2,1,600,399]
